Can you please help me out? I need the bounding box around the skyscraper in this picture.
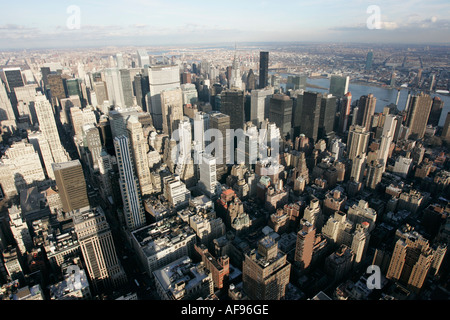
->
[246,69,256,91]
[378,114,397,169]
[92,81,108,106]
[329,75,349,98]
[64,78,82,101]
[209,112,231,180]
[386,226,435,293]
[365,51,373,70]
[365,159,384,190]
[268,93,293,136]
[52,160,90,213]
[242,236,291,300]
[34,93,70,166]
[114,135,146,231]
[148,65,181,130]
[47,74,67,107]
[427,97,444,127]
[0,81,15,121]
[350,153,366,183]
[294,219,316,270]
[83,124,103,171]
[286,74,307,91]
[73,206,127,292]
[127,116,154,196]
[220,88,245,131]
[0,141,47,197]
[133,74,149,111]
[250,87,274,126]
[104,68,125,108]
[198,153,219,199]
[259,51,269,89]
[347,125,370,161]
[109,106,141,139]
[137,49,150,68]
[161,87,184,136]
[2,67,24,93]
[119,69,134,108]
[229,51,244,90]
[441,112,450,143]
[338,92,352,133]
[319,93,337,140]
[357,94,377,131]
[406,93,433,140]
[297,91,322,143]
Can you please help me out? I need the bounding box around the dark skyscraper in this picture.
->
[427,96,444,127]
[357,94,376,132]
[268,93,293,136]
[286,75,307,91]
[298,91,322,143]
[120,69,134,108]
[133,74,149,112]
[2,68,24,93]
[319,94,337,140]
[40,67,51,88]
[220,88,245,130]
[246,69,256,91]
[209,112,231,180]
[338,92,352,133]
[47,74,67,107]
[259,51,269,89]
[329,75,349,98]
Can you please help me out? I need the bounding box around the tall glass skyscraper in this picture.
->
[259,51,269,89]
[329,75,349,98]
[365,51,374,70]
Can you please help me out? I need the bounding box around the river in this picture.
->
[282,77,450,127]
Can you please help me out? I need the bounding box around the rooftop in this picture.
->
[153,256,210,298]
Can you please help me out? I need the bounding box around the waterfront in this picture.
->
[305,77,450,127]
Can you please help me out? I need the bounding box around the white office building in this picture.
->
[114,135,146,231]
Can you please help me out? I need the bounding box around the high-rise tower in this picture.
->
[268,93,293,136]
[73,206,127,293]
[294,219,316,270]
[356,94,377,131]
[347,125,370,161]
[242,236,291,300]
[329,75,349,98]
[53,160,90,213]
[406,93,433,140]
[148,65,181,130]
[114,135,146,231]
[220,88,245,131]
[297,91,322,143]
[259,51,269,89]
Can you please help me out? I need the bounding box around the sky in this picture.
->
[0,0,449,49]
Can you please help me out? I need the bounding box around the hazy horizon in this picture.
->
[1,0,449,50]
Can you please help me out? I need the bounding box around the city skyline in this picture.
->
[1,0,450,304]
[0,0,449,49]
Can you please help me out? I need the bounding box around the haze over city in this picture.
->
[1,0,450,49]
[0,0,450,306]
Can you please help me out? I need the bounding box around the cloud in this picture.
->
[331,16,449,32]
[0,24,36,31]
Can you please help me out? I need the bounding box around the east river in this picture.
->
[283,77,450,127]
